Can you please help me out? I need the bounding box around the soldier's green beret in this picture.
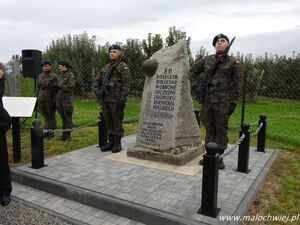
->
[212,34,229,46]
[40,60,52,66]
[109,44,122,52]
[57,59,72,68]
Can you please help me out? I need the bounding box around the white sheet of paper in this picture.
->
[2,96,37,117]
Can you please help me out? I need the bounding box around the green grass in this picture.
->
[259,153,300,225]
[269,159,300,215]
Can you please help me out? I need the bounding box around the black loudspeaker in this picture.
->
[22,49,42,77]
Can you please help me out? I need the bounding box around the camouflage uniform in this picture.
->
[0,69,12,206]
[93,60,130,151]
[56,70,76,139]
[190,54,242,150]
[37,71,58,136]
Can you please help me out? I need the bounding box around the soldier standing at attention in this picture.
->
[190,34,243,169]
[37,60,58,139]
[93,45,130,153]
[0,68,12,206]
[56,60,76,141]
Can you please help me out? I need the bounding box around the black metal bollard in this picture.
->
[97,112,107,148]
[257,114,267,153]
[198,142,220,217]
[30,119,45,169]
[237,122,250,173]
[194,109,201,126]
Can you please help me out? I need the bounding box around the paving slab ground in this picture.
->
[11,134,278,225]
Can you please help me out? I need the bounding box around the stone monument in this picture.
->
[127,39,204,165]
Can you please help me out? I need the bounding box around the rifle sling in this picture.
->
[99,57,121,92]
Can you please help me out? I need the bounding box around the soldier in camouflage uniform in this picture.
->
[190,34,243,169]
[93,45,130,153]
[37,60,58,139]
[56,60,76,141]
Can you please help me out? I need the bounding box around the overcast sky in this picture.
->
[1,0,300,62]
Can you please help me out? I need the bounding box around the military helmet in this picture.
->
[143,58,158,77]
[212,34,229,46]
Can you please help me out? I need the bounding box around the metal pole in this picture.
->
[198,142,220,217]
[12,117,21,163]
[257,114,267,153]
[30,119,45,169]
[237,122,250,173]
[241,72,248,123]
[34,77,38,118]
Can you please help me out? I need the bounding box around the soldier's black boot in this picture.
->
[47,131,54,139]
[218,157,225,170]
[43,131,49,138]
[64,132,71,141]
[112,136,122,153]
[0,195,11,207]
[218,149,225,170]
[100,135,114,152]
[199,158,203,165]
[60,132,67,141]
[199,149,225,168]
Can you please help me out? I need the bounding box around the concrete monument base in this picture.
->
[127,144,204,165]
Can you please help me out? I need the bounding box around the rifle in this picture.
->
[96,57,122,103]
[195,36,236,103]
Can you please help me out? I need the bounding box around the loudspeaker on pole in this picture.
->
[22,49,42,77]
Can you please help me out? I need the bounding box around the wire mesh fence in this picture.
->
[244,56,300,101]
[4,55,299,101]
[5,57,300,127]
[68,55,300,102]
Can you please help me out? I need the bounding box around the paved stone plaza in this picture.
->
[10,134,277,225]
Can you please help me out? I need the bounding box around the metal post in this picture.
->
[198,142,220,217]
[237,122,250,173]
[12,117,21,163]
[97,112,107,148]
[257,114,267,153]
[240,72,248,123]
[30,119,45,169]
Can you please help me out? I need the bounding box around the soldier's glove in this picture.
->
[229,103,237,116]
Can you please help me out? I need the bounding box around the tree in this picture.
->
[122,39,144,95]
[142,33,163,59]
[195,46,208,61]
[43,31,98,96]
[165,26,192,63]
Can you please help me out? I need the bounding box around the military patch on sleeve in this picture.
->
[124,67,128,70]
